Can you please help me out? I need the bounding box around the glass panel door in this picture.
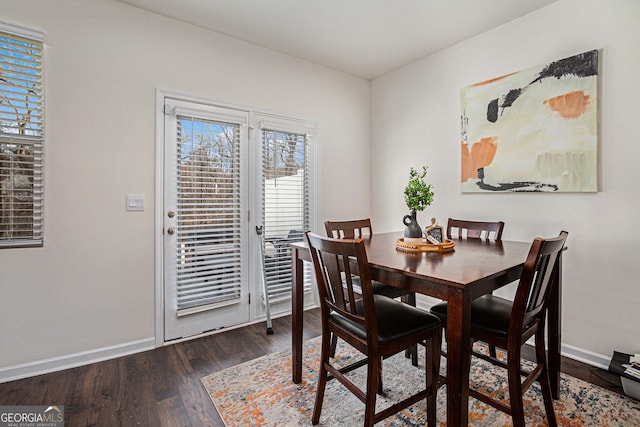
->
[163,100,249,341]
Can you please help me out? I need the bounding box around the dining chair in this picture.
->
[305,231,442,427]
[430,231,568,427]
[325,218,418,365]
[446,218,505,240]
[446,217,505,357]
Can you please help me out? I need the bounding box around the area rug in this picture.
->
[201,337,640,426]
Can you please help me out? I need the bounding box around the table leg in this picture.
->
[292,247,304,383]
[446,289,471,427]
[548,251,563,398]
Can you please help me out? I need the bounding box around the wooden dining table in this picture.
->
[290,231,563,427]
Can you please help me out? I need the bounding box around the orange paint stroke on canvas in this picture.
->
[461,137,497,182]
[544,90,591,119]
[470,72,517,87]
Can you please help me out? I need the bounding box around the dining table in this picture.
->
[290,231,563,427]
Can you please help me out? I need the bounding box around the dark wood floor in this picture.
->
[0,308,623,426]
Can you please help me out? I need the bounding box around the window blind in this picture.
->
[260,124,312,302]
[174,115,243,314]
[0,24,44,248]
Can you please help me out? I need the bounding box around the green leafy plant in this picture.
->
[404,166,434,212]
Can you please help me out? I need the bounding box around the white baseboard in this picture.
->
[561,343,611,370]
[0,338,155,384]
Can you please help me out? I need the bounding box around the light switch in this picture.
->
[126,194,145,211]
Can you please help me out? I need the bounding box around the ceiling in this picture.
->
[119,0,557,80]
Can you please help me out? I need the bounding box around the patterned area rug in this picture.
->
[201,337,640,426]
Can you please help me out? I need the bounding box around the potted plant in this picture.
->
[403,166,434,243]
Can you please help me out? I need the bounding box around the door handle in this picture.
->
[167,211,176,218]
[167,227,176,235]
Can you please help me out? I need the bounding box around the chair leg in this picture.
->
[489,344,497,358]
[329,333,338,358]
[507,348,526,427]
[404,343,418,366]
[312,332,331,425]
[377,356,384,395]
[402,293,419,366]
[364,355,380,427]
[426,331,442,427]
[539,367,558,427]
[401,292,416,306]
[536,329,558,427]
[411,344,418,366]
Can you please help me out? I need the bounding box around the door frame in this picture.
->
[154,89,320,347]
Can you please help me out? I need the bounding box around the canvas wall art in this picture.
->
[460,50,598,193]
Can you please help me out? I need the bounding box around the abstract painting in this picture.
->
[460,50,598,193]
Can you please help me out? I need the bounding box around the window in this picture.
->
[0,23,44,248]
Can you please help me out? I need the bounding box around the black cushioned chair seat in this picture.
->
[430,295,513,339]
[350,276,410,300]
[371,281,411,299]
[332,295,441,345]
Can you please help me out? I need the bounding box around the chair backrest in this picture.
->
[324,218,373,239]
[447,218,505,240]
[305,231,376,333]
[511,231,568,335]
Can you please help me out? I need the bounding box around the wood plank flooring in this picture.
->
[0,308,624,426]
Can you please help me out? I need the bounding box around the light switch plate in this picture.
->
[126,194,144,211]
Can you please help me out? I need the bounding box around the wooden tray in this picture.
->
[395,238,456,253]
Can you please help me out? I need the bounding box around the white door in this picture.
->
[163,99,250,341]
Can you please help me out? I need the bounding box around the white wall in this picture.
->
[371,0,640,363]
[0,0,371,379]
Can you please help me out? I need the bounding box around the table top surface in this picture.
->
[293,231,532,289]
